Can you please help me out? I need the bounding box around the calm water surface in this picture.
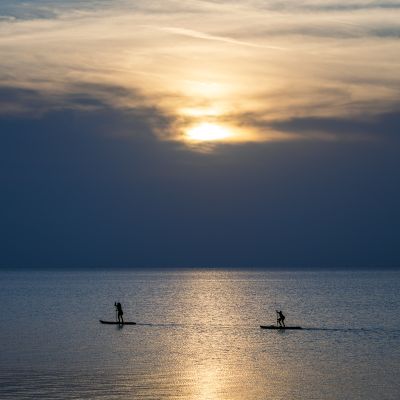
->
[0,269,399,399]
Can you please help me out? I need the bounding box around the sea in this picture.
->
[0,269,399,400]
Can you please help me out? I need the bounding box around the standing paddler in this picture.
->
[276,310,286,328]
[115,302,124,324]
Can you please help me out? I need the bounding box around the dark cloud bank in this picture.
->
[1,87,400,270]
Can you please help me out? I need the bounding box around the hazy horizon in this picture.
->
[1,265,399,272]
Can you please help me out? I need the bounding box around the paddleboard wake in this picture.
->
[260,325,302,330]
[100,320,136,325]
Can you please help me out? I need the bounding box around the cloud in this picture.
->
[0,0,217,20]
[233,21,400,40]
[0,0,400,149]
[270,111,400,140]
[248,0,400,12]
[1,81,399,148]
[149,26,288,50]
[0,84,177,146]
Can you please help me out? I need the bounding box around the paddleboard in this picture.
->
[99,320,136,325]
[260,325,302,330]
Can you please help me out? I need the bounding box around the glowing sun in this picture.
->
[186,122,232,142]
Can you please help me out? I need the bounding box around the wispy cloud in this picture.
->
[146,26,288,51]
[0,0,399,147]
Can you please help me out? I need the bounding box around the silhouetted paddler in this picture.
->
[276,310,286,327]
[115,302,124,324]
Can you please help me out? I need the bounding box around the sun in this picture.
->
[186,122,232,142]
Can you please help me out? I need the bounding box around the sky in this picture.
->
[1,0,400,269]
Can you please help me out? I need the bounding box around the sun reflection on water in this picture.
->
[168,270,266,400]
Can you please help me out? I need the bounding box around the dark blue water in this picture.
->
[1,270,399,399]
